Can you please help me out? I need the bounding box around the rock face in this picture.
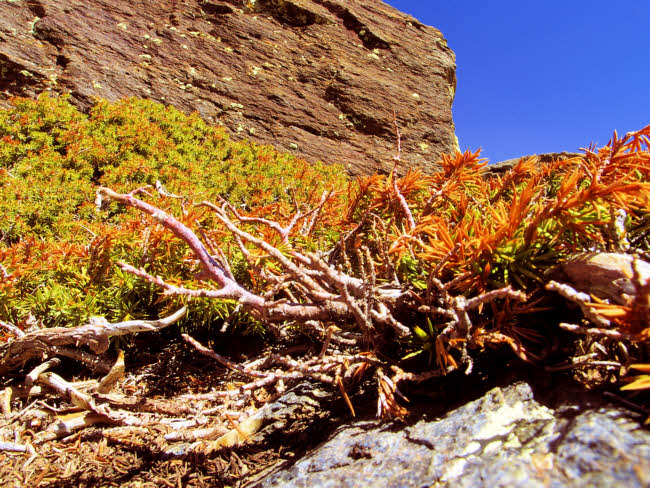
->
[0,0,457,175]
[486,152,583,175]
[252,382,650,488]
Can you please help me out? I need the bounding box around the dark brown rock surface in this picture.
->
[0,0,457,175]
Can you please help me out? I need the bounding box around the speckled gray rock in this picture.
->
[253,382,650,488]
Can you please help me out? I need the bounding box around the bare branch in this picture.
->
[558,322,634,340]
[97,350,125,394]
[546,280,612,327]
[200,200,335,301]
[0,442,28,453]
[465,286,527,310]
[0,319,25,338]
[301,190,331,237]
[97,187,233,287]
[36,372,100,413]
[183,334,271,379]
[392,171,415,232]
[25,358,61,388]
[0,307,187,375]
[51,347,113,373]
[218,192,333,245]
[98,187,413,332]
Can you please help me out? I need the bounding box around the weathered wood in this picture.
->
[0,307,187,375]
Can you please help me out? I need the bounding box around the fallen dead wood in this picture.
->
[36,371,99,413]
[0,307,187,375]
[3,379,98,405]
[0,441,28,452]
[97,350,125,394]
[92,392,198,416]
[34,411,114,444]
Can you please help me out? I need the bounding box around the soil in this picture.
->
[0,328,376,487]
[1,308,647,487]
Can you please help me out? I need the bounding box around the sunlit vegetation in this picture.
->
[1,94,649,411]
[0,94,347,329]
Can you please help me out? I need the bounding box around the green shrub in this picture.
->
[0,94,348,329]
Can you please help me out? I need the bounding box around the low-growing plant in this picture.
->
[88,124,649,416]
[343,130,649,376]
[1,93,648,419]
[0,94,348,330]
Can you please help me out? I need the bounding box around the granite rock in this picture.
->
[253,382,650,488]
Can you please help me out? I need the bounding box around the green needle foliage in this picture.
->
[1,94,649,397]
[0,94,347,329]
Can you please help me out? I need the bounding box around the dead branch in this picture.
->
[557,322,634,340]
[49,347,112,374]
[216,190,333,244]
[3,380,98,403]
[181,333,383,418]
[0,320,25,338]
[0,307,187,375]
[182,334,271,379]
[389,114,415,231]
[164,424,228,443]
[97,350,125,394]
[98,187,411,336]
[546,281,613,328]
[0,441,28,453]
[25,358,61,388]
[36,372,100,413]
[35,412,113,443]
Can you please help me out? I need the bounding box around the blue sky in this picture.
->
[385,1,650,163]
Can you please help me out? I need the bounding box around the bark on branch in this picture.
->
[0,307,187,375]
[97,187,411,337]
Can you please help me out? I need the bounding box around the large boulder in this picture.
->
[0,0,457,175]
[252,382,650,488]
